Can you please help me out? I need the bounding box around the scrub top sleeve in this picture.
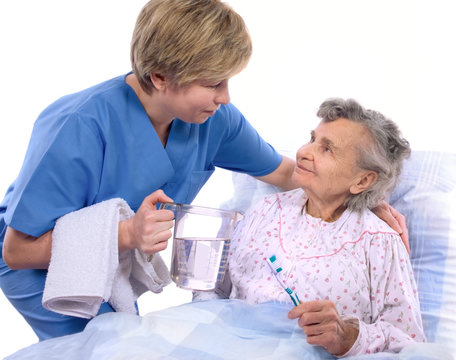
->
[5,115,104,237]
[213,105,282,177]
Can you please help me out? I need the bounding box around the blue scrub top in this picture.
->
[0,73,281,251]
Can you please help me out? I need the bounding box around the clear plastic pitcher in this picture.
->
[159,202,242,291]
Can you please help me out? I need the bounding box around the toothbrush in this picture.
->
[266,255,301,306]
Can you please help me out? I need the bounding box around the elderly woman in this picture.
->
[211,98,426,357]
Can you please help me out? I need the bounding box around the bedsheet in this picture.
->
[5,299,453,360]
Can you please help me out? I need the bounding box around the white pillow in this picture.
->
[387,151,456,352]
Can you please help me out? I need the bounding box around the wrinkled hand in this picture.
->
[118,190,174,255]
[372,201,410,253]
[288,300,359,357]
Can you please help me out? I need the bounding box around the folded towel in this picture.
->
[42,198,171,318]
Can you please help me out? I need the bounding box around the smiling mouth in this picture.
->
[296,164,313,173]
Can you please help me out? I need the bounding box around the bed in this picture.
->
[5,150,456,359]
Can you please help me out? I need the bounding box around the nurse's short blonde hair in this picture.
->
[131,0,252,93]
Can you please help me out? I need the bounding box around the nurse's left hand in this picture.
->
[372,201,410,253]
[118,190,174,255]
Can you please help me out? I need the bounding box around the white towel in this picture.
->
[42,198,171,318]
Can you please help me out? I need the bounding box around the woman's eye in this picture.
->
[321,143,331,152]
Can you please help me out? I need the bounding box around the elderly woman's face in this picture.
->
[292,118,371,204]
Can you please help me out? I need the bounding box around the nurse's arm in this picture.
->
[255,155,297,191]
[2,227,52,270]
[2,223,141,270]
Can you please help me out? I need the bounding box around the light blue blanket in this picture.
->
[5,299,453,360]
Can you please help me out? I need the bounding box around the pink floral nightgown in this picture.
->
[227,189,426,356]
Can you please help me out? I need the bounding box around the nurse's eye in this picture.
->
[199,80,221,89]
[209,82,221,89]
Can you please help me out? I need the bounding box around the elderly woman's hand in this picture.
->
[372,201,410,253]
[288,300,359,357]
[118,190,175,255]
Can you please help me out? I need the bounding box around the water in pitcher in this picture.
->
[171,237,230,291]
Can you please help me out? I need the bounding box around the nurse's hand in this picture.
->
[118,190,174,255]
[372,201,410,253]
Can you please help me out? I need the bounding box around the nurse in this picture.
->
[0,0,295,341]
[0,0,407,341]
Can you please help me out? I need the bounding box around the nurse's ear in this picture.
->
[150,73,167,91]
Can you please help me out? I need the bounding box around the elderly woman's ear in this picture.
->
[349,171,378,195]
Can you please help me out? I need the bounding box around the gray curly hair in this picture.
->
[317,98,411,212]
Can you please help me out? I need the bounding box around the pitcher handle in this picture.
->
[159,202,181,215]
[159,202,178,210]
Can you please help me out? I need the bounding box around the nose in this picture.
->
[215,84,230,105]
[296,143,314,161]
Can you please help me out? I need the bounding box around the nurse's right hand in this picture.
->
[118,190,174,255]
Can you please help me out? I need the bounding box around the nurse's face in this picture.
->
[164,79,231,124]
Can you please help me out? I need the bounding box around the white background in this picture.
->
[1,0,455,357]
